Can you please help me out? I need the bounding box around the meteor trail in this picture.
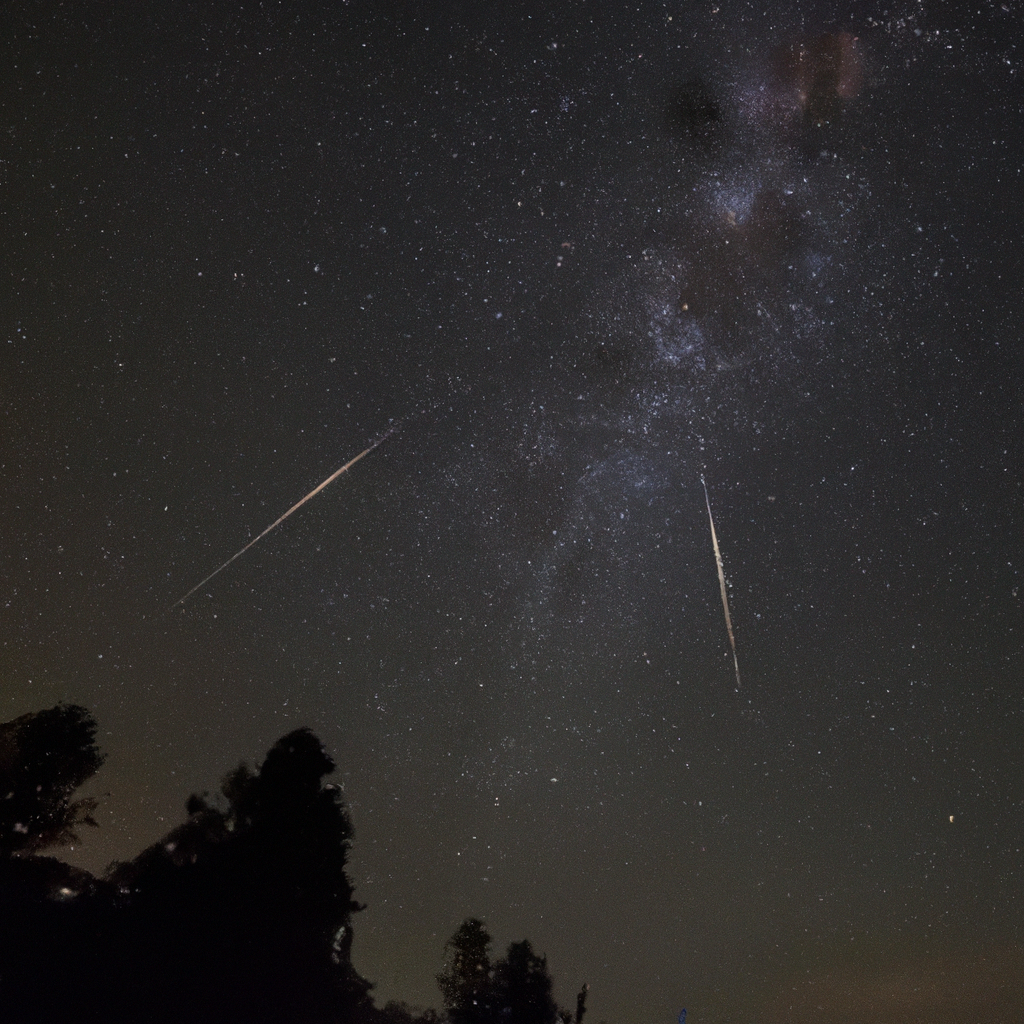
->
[172,429,394,609]
[701,474,741,691]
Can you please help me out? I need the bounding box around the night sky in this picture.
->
[4,1,1024,1021]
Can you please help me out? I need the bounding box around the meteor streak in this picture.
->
[700,474,741,691]
[172,428,394,609]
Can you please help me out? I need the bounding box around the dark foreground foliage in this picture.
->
[1,709,371,1024]
[438,918,588,1024]
[0,707,579,1024]
[0,703,104,855]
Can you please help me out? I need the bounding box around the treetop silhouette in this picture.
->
[438,918,586,1024]
[0,708,584,1024]
[0,703,104,857]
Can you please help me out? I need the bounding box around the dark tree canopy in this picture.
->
[0,703,104,856]
[375,1000,442,1024]
[493,940,559,1024]
[0,713,578,1024]
[438,920,572,1024]
[1,718,373,1024]
[437,918,496,1024]
[106,727,372,1023]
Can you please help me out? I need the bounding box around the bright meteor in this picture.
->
[172,428,394,609]
[700,473,741,691]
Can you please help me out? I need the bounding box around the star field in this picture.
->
[3,1,1023,1021]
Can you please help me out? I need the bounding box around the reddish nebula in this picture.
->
[774,32,863,122]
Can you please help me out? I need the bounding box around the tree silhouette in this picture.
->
[0,703,104,856]
[104,727,373,1024]
[437,918,496,1024]
[1,712,583,1024]
[0,718,378,1024]
[374,1000,442,1024]
[573,983,589,1024]
[493,939,558,1024]
[439,920,574,1024]
[0,705,107,1024]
